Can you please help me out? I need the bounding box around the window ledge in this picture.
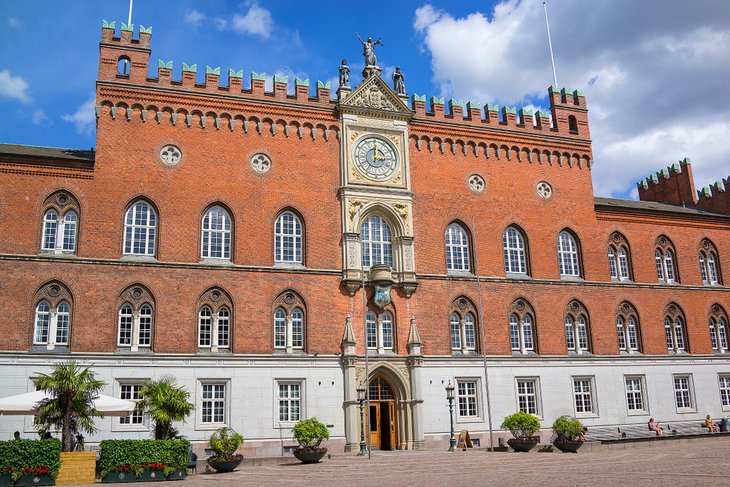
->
[511,350,539,357]
[446,270,474,277]
[121,255,158,263]
[198,258,233,266]
[611,277,632,283]
[196,348,232,355]
[272,349,308,356]
[560,275,584,282]
[456,416,484,424]
[274,262,306,270]
[575,413,599,419]
[676,408,697,414]
[627,410,650,416]
[568,351,593,357]
[619,350,643,356]
[39,251,77,258]
[30,345,70,353]
[367,350,397,357]
[506,272,531,280]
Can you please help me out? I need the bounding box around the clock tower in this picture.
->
[337,72,417,296]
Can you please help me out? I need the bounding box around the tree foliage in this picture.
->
[32,361,105,452]
[208,428,244,461]
[552,415,584,441]
[139,375,194,440]
[500,411,541,439]
[291,417,329,452]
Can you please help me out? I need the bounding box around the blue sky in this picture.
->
[1,1,729,198]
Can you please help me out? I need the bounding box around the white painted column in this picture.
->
[519,318,527,354]
[377,316,384,354]
[211,313,219,353]
[573,325,582,355]
[286,317,293,353]
[47,308,58,351]
[131,309,140,352]
[459,319,468,354]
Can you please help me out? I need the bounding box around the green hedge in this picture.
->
[99,440,190,478]
[0,439,62,481]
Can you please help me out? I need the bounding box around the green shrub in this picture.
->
[0,439,62,481]
[552,416,584,441]
[208,428,244,461]
[291,418,329,452]
[99,439,190,478]
[500,411,541,439]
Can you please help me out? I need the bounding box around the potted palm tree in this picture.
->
[551,416,585,453]
[500,411,541,452]
[206,428,244,472]
[291,418,329,464]
[139,375,194,440]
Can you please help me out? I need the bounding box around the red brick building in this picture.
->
[0,23,728,454]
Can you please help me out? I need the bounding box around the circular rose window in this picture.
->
[467,174,485,194]
[536,181,553,199]
[159,145,182,166]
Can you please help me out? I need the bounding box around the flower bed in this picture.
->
[0,439,61,484]
[99,440,189,482]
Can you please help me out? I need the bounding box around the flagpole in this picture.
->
[472,214,494,452]
[359,208,371,459]
[543,1,558,87]
[128,0,134,26]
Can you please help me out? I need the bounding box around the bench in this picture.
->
[585,419,728,444]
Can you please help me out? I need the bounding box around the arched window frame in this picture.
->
[509,298,537,354]
[272,290,306,352]
[664,303,688,353]
[445,222,471,273]
[201,204,233,261]
[557,230,582,278]
[117,56,131,76]
[274,209,304,265]
[117,285,155,351]
[448,297,479,354]
[123,199,158,257]
[360,214,393,269]
[607,232,632,281]
[197,287,233,351]
[615,301,641,353]
[655,236,679,283]
[503,225,529,276]
[32,281,73,350]
[709,304,729,353]
[699,239,722,285]
[564,300,591,354]
[568,115,578,134]
[40,191,80,255]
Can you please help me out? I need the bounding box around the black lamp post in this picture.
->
[357,383,367,456]
[446,381,456,451]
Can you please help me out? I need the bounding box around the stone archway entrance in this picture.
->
[367,377,397,450]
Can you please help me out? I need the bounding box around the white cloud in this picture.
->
[184,10,206,27]
[62,96,96,135]
[230,1,273,38]
[413,0,730,197]
[31,108,51,127]
[7,17,24,30]
[0,69,31,103]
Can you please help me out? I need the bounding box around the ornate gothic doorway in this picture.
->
[367,377,397,450]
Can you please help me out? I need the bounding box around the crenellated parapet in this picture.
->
[696,176,730,215]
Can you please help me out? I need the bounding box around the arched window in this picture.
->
[274,210,303,264]
[699,239,721,285]
[197,287,233,351]
[32,281,73,350]
[272,290,306,352]
[381,312,393,349]
[616,301,641,353]
[117,56,130,76]
[568,115,578,134]
[509,298,536,354]
[360,214,392,268]
[124,200,157,256]
[449,297,479,353]
[41,191,80,254]
[445,223,470,272]
[607,232,631,281]
[202,206,232,260]
[664,303,688,353]
[117,285,155,351]
[366,304,397,354]
[655,236,678,283]
[503,226,528,275]
[565,300,590,353]
[709,305,728,353]
[557,230,581,277]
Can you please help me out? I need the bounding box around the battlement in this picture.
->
[637,157,729,215]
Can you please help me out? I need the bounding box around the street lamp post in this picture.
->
[446,381,456,451]
[357,383,367,456]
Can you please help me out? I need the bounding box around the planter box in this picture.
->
[0,475,13,487]
[166,470,186,481]
[102,472,138,483]
[15,474,54,487]
[57,451,97,485]
[138,470,165,482]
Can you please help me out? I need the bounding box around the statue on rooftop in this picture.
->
[339,59,350,88]
[356,32,383,67]
[392,67,406,95]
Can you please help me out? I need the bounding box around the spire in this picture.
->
[407,316,423,355]
[341,316,356,355]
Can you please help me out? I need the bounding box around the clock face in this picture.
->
[353,136,399,181]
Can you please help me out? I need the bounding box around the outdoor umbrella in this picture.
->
[0,390,135,416]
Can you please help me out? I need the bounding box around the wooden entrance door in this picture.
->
[369,402,381,448]
[366,378,398,450]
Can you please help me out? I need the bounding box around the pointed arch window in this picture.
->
[197,288,233,351]
[273,291,306,352]
[124,200,157,256]
[117,286,155,351]
[607,232,632,281]
[655,236,678,283]
[445,223,470,272]
[699,239,721,285]
[274,210,303,264]
[366,310,395,353]
[565,301,590,353]
[32,282,73,350]
[360,214,392,268]
[616,302,641,353]
[41,191,80,254]
[709,305,728,353]
[503,226,528,275]
[664,303,688,353]
[509,299,536,354]
[201,206,232,260]
[557,230,581,277]
[449,297,479,353]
